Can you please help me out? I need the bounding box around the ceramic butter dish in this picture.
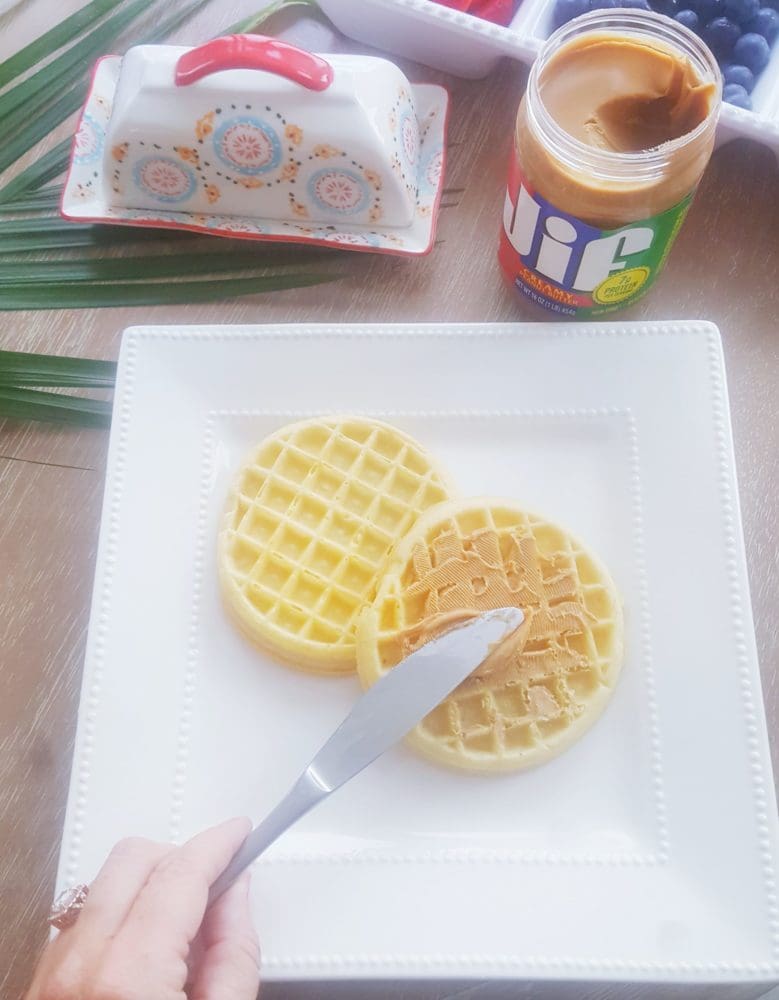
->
[62,35,449,256]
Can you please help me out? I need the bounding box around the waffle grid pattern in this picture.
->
[220,418,450,669]
[359,501,622,770]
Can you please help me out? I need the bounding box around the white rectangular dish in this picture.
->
[317,0,779,157]
[56,322,779,984]
[62,49,448,256]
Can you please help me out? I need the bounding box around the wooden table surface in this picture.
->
[1,1,777,998]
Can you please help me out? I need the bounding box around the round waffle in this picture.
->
[218,416,454,674]
[356,498,623,772]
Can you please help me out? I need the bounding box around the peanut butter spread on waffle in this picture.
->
[397,526,596,706]
[362,498,623,770]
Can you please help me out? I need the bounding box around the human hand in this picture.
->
[27,817,260,1000]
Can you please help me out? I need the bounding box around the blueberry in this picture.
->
[723,81,754,105]
[553,0,590,25]
[652,0,681,13]
[614,0,652,8]
[675,8,701,26]
[705,15,742,53]
[745,6,779,39]
[723,0,759,21]
[733,30,772,69]
[694,0,725,21]
[722,61,757,88]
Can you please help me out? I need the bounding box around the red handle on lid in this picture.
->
[174,35,333,91]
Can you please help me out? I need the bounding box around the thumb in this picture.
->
[189,872,260,1000]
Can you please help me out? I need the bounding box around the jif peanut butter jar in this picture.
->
[499,10,722,316]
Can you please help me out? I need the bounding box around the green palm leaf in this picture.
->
[0,386,112,426]
[142,0,216,40]
[226,0,320,33]
[0,270,338,309]
[0,0,123,90]
[0,85,86,177]
[0,222,196,253]
[0,190,62,214]
[0,142,72,204]
[0,351,116,425]
[0,349,116,388]
[0,248,332,283]
[0,0,155,125]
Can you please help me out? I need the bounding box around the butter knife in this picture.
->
[209,605,523,903]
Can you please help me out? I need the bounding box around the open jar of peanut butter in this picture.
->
[499,10,722,316]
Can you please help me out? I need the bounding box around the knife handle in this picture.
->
[208,769,328,905]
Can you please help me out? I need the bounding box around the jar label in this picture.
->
[498,157,693,317]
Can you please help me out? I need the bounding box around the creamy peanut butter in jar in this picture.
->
[499,10,722,316]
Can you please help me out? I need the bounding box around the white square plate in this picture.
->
[56,322,779,984]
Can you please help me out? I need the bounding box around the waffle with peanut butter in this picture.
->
[356,498,623,772]
[218,416,454,675]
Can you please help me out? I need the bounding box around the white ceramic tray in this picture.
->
[56,322,779,984]
[317,0,779,157]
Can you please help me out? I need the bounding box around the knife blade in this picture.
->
[209,605,524,903]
